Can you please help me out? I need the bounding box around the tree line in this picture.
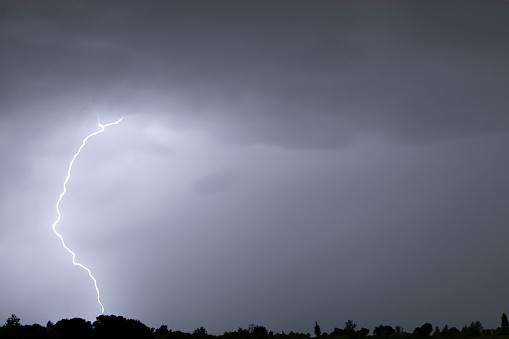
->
[1,313,509,339]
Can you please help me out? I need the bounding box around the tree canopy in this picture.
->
[1,313,509,339]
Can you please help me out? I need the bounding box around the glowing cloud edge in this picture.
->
[51,117,123,314]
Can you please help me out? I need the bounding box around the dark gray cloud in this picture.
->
[2,1,508,147]
[0,0,508,335]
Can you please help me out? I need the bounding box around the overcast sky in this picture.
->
[1,0,509,335]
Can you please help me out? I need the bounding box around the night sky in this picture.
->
[1,0,508,335]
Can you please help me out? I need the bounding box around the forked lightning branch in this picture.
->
[51,117,123,314]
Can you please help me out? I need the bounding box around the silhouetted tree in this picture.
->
[471,321,483,337]
[432,326,440,337]
[193,326,209,339]
[0,322,49,339]
[4,314,20,327]
[460,321,482,337]
[501,313,509,335]
[168,330,193,339]
[374,325,395,338]
[93,315,153,339]
[441,325,450,337]
[26,323,47,339]
[357,328,369,338]
[314,322,321,337]
[283,331,310,339]
[413,323,433,337]
[54,318,93,339]
[5,311,509,339]
[330,327,345,336]
[344,320,357,335]
[156,325,170,336]
[422,323,433,337]
[448,327,460,337]
[236,327,250,339]
[222,328,247,339]
[251,325,269,338]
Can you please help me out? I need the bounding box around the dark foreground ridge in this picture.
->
[2,314,509,339]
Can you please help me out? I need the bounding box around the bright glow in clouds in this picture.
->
[51,117,123,314]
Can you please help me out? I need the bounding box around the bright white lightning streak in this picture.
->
[51,117,123,314]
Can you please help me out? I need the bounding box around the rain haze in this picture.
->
[1,0,508,335]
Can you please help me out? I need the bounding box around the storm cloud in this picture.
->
[0,0,508,335]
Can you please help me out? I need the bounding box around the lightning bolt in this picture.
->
[51,117,123,314]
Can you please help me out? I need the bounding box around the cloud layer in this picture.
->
[0,0,508,334]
